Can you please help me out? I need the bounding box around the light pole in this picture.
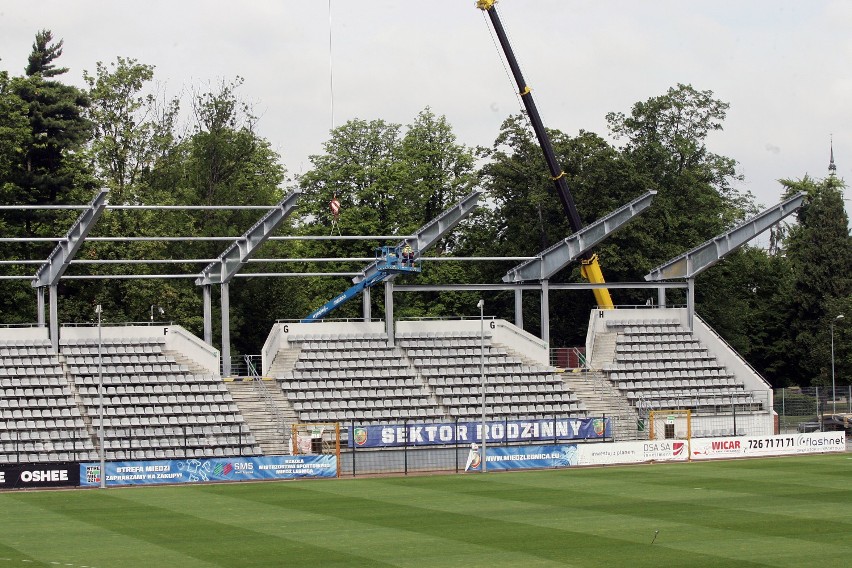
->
[477,299,486,473]
[96,304,105,489]
[150,304,164,324]
[831,314,844,415]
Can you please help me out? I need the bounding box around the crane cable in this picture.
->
[328,0,335,132]
[480,10,538,144]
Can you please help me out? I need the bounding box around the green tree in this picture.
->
[0,31,94,326]
[84,57,178,201]
[9,30,94,209]
[606,84,752,256]
[0,70,29,191]
[295,110,479,321]
[143,78,288,353]
[25,30,68,77]
[780,175,852,386]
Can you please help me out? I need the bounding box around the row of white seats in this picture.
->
[65,354,173,365]
[0,356,61,367]
[60,337,164,346]
[74,373,222,386]
[447,403,582,417]
[100,447,262,461]
[292,368,416,381]
[0,416,85,438]
[413,355,522,367]
[396,330,491,340]
[78,384,228,397]
[435,383,573,396]
[294,398,436,412]
[100,425,250,438]
[294,357,409,370]
[0,348,52,357]
[608,360,727,372]
[291,389,429,401]
[617,335,698,346]
[406,347,507,358]
[2,395,76,408]
[281,378,421,391]
[0,452,98,464]
[0,376,66,388]
[82,402,238,416]
[70,363,188,375]
[1,430,90,444]
[91,414,243,428]
[286,332,388,342]
[0,367,63,377]
[425,372,562,385]
[3,407,81,420]
[1,386,71,398]
[297,408,443,423]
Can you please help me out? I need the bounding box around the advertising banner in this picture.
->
[464,439,690,472]
[466,444,575,471]
[573,439,690,466]
[690,431,846,460]
[0,462,80,489]
[79,455,337,487]
[463,440,689,471]
[349,417,610,448]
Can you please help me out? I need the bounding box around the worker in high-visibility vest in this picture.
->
[402,242,414,267]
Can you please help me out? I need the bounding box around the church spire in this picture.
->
[829,136,837,176]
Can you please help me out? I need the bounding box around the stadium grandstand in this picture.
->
[1,184,801,467]
[2,308,775,465]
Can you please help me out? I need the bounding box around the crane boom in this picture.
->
[477,0,614,309]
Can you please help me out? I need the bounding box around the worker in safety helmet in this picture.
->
[402,241,414,267]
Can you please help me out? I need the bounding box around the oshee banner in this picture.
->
[79,455,337,487]
[349,417,610,448]
[0,462,80,489]
[690,431,846,460]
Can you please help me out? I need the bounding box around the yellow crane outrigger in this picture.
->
[477,0,614,308]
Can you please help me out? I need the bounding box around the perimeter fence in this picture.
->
[774,386,852,433]
[337,415,612,476]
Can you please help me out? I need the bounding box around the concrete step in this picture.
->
[561,370,640,441]
[163,349,211,376]
[225,379,295,455]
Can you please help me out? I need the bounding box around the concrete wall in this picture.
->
[164,326,219,376]
[0,326,50,342]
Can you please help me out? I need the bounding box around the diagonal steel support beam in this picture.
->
[645,191,806,281]
[503,191,657,283]
[353,190,481,284]
[31,189,110,288]
[195,189,302,286]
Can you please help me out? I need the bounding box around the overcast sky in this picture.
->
[2,0,850,216]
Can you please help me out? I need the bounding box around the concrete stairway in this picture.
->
[587,331,618,370]
[225,378,295,456]
[163,348,211,376]
[563,370,640,441]
[557,330,640,441]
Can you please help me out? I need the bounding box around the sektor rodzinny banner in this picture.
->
[348,417,610,448]
[79,455,337,487]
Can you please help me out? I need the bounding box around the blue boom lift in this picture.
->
[301,245,420,323]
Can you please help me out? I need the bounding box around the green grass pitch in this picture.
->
[0,454,849,567]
